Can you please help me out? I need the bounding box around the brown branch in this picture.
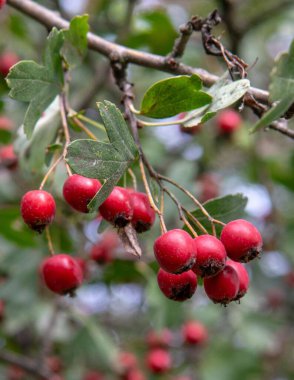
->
[167,21,194,60]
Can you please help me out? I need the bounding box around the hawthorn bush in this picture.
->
[0,1,293,380]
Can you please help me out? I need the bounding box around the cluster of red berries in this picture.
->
[20,174,155,295]
[155,220,262,305]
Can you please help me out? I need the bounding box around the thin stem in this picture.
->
[71,116,98,140]
[45,227,55,255]
[128,168,137,190]
[39,155,62,190]
[59,95,72,176]
[76,113,106,132]
[182,207,209,234]
[129,103,141,115]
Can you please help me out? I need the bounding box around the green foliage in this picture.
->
[140,75,212,118]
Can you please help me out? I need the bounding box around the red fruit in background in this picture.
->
[7,365,25,380]
[46,356,62,373]
[0,52,19,77]
[226,260,250,300]
[130,191,156,233]
[173,377,192,380]
[146,349,171,374]
[216,109,242,134]
[21,190,56,233]
[0,299,4,322]
[41,254,83,295]
[90,231,119,264]
[0,116,13,130]
[157,268,197,302]
[0,0,6,9]
[75,258,88,278]
[182,321,208,345]
[146,328,172,348]
[119,351,138,374]
[63,174,101,213]
[154,229,196,274]
[122,369,145,380]
[192,235,226,278]
[204,265,239,305]
[83,371,104,380]
[197,173,219,203]
[284,271,294,287]
[220,219,263,262]
[0,144,18,169]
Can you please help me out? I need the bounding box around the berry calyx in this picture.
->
[216,109,242,134]
[99,186,133,227]
[192,234,226,277]
[220,219,263,262]
[0,144,18,169]
[146,349,171,374]
[0,52,19,77]
[154,229,196,274]
[146,328,172,348]
[21,190,56,233]
[182,321,208,345]
[226,260,250,300]
[204,264,239,305]
[157,268,197,301]
[63,174,101,213]
[41,254,83,295]
[130,191,156,233]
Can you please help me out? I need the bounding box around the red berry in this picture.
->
[0,116,13,130]
[119,351,138,375]
[21,190,56,233]
[197,173,219,202]
[99,186,133,227]
[41,254,83,295]
[83,371,104,380]
[157,268,197,301]
[192,235,226,277]
[75,258,88,278]
[63,174,101,213]
[7,365,25,380]
[154,229,196,274]
[146,328,172,348]
[220,219,263,262]
[46,356,62,373]
[122,369,145,380]
[130,191,156,233]
[226,260,250,300]
[90,243,112,265]
[146,349,171,374]
[0,299,4,322]
[0,144,18,169]
[0,0,6,9]
[0,52,19,77]
[216,109,241,134]
[204,264,239,305]
[182,321,208,345]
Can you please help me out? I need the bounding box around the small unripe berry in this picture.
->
[216,109,241,134]
[146,349,171,374]
[130,191,156,233]
[63,174,101,213]
[226,260,250,300]
[157,268,197,301]
[21,190,56,233]
[192,234,226,277]
[99,187,133,227]
[182,321,208,345]
[0,144,18,169]
[154,229,196,274]
[204,265,239,305]
[220,219,263,262]
[0,52,19,77]
[83,371,104,380]
[41,254,83,295]
[146,328,172,348]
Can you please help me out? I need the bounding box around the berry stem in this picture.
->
[182,208,209,234]
[45,227,55,256]
[71,116,98,140]
[128,168,137,190]
[74,112,106,132]
[39,155,62,190]
[59,94,72,177]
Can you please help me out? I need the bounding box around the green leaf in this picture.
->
[184,194,248,236]
[6,28,64,138]
[62,15,89,68]
[66,101,138,211]
[140,75,212,118]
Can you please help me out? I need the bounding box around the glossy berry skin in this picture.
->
[192,235,226,278]
[99,187,133,227]
[220,219,263,262]
[157,268,197,302]
[41,254,83,295]
[216,109,241,134]
[204,265,239,305]
[21,190,56,233]
[226,260,250,300]
[0,52,19,77]
[146,349,171,374]
[146,328,172,348]
[0,144,18,169]
[154,229,196,274]
[130,191,156,233]
[63,174,101,213]
[83,371,104,380]
[182,321,208,345]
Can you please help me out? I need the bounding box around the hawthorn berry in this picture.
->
[90,231,119,264]
[226,260,250,300]
[99,186,133,227]
[41,254,83,295]
[0,144,18,169]
[0,0,6,9]
[122,369,145,380]
[157,268,197,301]
[220,219,263,262]
[146,328,172,348]
[0,116,13,130]
[83,371,104,380]
[119,351,138,374]
[154,229,196,274]
[204,264,239,305]
[146,349,171,374]
[216,109,241,134]
[130,191,156,233]
[0,52,19,77]
[21,190,56,233]
[182,321,208,345]
[63,174,101,213]
[46,356,62,373]
[192,234,226,278]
